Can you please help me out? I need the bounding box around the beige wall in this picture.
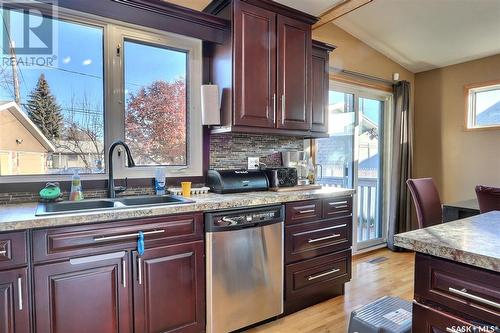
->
[414,54,500,202]
[0,111,46,153]
[313,23,414,86]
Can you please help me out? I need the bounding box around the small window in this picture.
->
[466,82,500,129]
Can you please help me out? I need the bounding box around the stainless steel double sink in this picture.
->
[35,195,194,216]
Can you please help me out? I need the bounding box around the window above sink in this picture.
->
[0,3,202,183]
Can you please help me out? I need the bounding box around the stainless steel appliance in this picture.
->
[205,205,284,333]
[207,169,269,193]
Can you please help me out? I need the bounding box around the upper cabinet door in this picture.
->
[277,15,312,130]
[233,1,276,128]
[311,46,329,133]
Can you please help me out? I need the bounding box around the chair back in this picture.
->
[475,185,500,213]
[406,178,442,229]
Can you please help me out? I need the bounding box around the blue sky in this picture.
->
[0,9,186,118]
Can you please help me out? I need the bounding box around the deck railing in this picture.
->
[319,175,379,242]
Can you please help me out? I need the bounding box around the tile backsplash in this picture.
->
[1,133,304,204]
[209,133,304,170]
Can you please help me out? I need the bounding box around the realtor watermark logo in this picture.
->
[1,0,58,68]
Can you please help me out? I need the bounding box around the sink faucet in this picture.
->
[108,140,136,198]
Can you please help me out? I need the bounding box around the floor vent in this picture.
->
[366,256,388,264]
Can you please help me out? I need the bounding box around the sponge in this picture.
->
[39,183,62,201]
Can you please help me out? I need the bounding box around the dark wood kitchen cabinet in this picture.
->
[284,196,353,314]
[205,0,322,137]
[232,0,276,128]
[34,253,132,333]
[311,40,336,133]
[412,253,500,331]
[0,231,29,333]
[0,268,30,333]
[276,15,311,131]
[133,241,205,333]
[31,213,205,333]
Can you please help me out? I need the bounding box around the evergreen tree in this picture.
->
[26,74,63,140]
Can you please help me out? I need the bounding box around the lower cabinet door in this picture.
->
[34,252,132,333]
[0,268,30,333]
[412,302,484,333]
[133,241,205,333]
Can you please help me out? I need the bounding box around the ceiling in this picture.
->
[163,0,343,15]
[272,0,343,16]
[335,0,500,72]
[164,0,210,11]
[164,0,500,73]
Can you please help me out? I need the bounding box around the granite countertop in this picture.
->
[394,211,500,272]
[0,187,354,232]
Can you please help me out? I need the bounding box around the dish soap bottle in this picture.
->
[69,170,84,201]
[155,167,166,196]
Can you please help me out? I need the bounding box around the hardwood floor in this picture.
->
[247,248,415,333]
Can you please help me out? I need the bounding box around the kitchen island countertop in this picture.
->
[394,211,500,272]
[0,187,355,231]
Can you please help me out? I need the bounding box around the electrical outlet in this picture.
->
[247,157,260,170]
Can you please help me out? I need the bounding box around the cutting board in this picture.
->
[269,184,322,192]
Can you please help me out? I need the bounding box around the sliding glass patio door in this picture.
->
[315,82,392,251]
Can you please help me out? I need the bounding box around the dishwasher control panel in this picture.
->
[205,205,284,231]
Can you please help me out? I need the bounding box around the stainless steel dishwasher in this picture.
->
[205,205,284,333]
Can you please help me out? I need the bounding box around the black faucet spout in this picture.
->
[108,141,136,198]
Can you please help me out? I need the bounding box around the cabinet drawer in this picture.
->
[412,302,485,333]
[286,249,351,300]
[0,231,28,270]
[285,217,351,263]
[323,196,352,219]
[285,199,322,225]
[32,213,203,263]
[415,253,500,326]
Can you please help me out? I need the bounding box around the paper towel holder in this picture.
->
[201,84,221,125]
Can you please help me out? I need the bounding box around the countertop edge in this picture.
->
[393,234,500,273]
[0,188,355,232]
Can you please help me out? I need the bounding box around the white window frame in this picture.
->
[465,81,500,130]
[0,5,203,184]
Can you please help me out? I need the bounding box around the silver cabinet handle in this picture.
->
[298,209,316,214]
[0,250,6,256]
[308,268,340,281]
[448,287,500,309]
[330,204,348,209]
[122,258,127,288]
[308,234,341,243]
[281,95,286,115]
[94,229,165,242]
[328,201,348,206]
[17,276,23,310]
[138,257,142,285]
